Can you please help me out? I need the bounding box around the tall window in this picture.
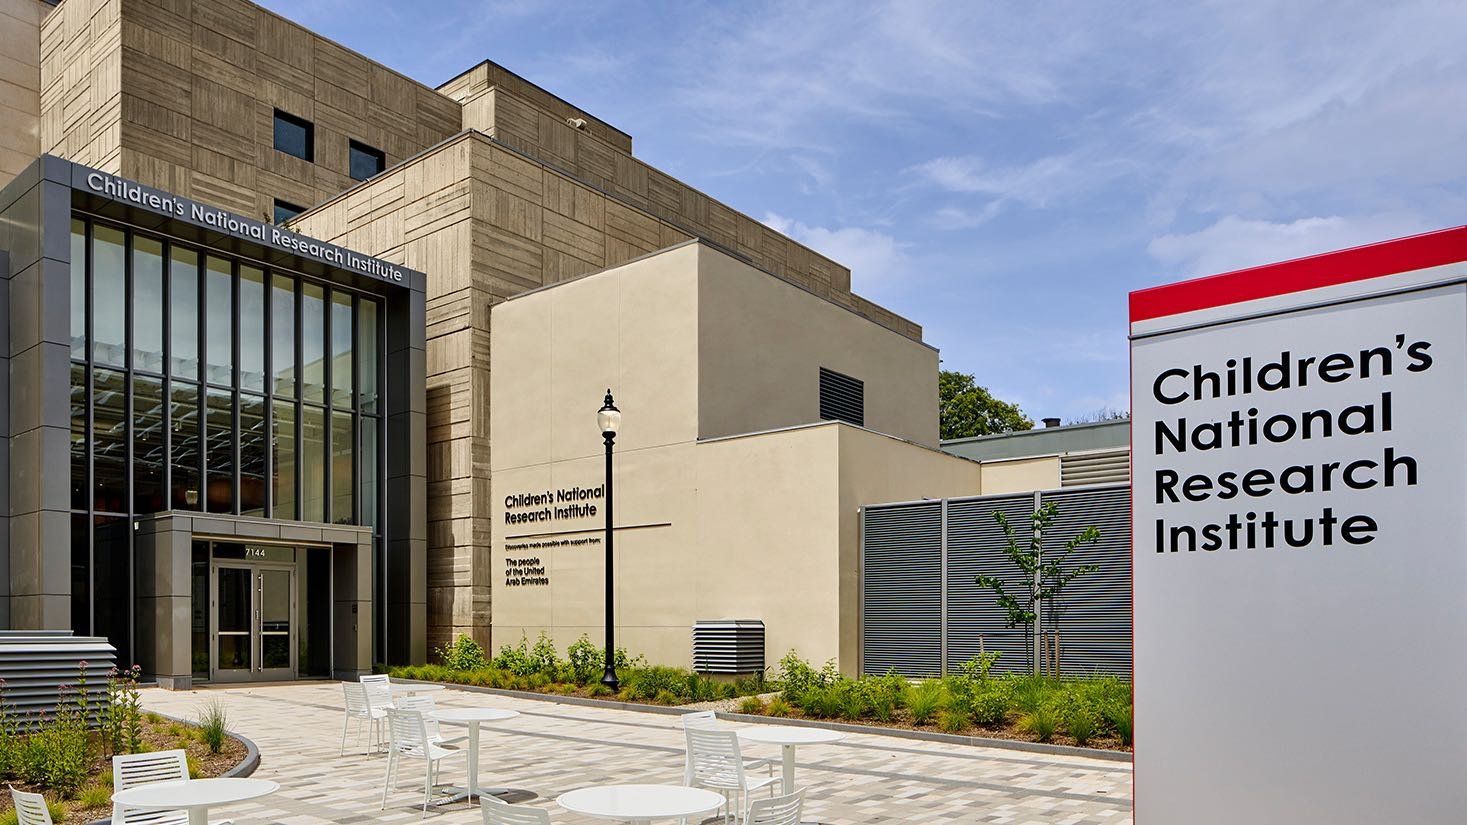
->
[273,110,314,162]
[68,215,387,656]
[348,140,385,182]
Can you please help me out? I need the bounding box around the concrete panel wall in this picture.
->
[979,455,1061,494]
[0,0,46,191]
[698,246,940,446]
[42,0,461,222]
[0,157,73,630]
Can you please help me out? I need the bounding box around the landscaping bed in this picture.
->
[0,668,247,824]
[395,636,1133,753]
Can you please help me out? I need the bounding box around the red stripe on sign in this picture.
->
[1130,224,1467,323]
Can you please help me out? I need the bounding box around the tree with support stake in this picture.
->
[974,501,1101,677]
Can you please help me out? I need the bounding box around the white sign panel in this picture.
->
[1131,236,1467,824]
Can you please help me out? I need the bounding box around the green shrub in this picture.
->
[835,684,866,721]
[736,696,766,715]
[970,683,1010,727]
[1066,704,1096,747]
[567,635,603,684]
[99,770,113,788]
[958,652,1001,681]
[529,634,562,675]
[196,698,229,754]
[936,708,970,734]
[776,651,837,703]
[79,784,111,808]
[105,665,144,756]
[869,691,895,722]
[1018,705,1060,743]
[434,634,489,671]
[908,681,943,725]
[186,754,203,780]
[766,696,791,717]
[493,635,537,676]
[1102,702,1132,746]
[587,684,613,698]
[1009,675,1054,714]
[652,689,679,705]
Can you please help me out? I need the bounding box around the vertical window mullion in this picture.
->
[263,268,273,520]
[232,260,241,515]
[84,219,95,635]
[295,279,304,521]
[322,287,332,524]
[123,228,136,659]
[161,240,172,509]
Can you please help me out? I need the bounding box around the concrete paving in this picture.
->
[139,682,1133,824]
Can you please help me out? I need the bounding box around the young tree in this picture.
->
[939,369,1033,440]
[975,501,1100,675]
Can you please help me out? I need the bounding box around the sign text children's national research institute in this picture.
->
[1147,334,1432,552]
[82,169,406,284]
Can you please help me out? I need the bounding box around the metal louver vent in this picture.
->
[861,502,941,677]
[0,631,117,728]
[819,367,864,427]
[1060,449,1130,486]
[692,620,765,674]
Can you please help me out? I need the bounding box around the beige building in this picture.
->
[488,242,985,671]
[2,0,1076,677]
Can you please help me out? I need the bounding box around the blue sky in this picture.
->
[257,0,1467,422]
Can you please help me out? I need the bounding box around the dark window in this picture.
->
[273,110,313,162]
[348,140,385,182]
[819,367,864,427]
[273,199,305,225]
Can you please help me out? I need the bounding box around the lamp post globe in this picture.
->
[598,390,621,691]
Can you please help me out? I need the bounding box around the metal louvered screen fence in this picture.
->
[818,367,864,427]
[0,631,117,728]
[859,502,942,676]
[861,484,1131,678]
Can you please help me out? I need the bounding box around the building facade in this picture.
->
[1,0,1027,682]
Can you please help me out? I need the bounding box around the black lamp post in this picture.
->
[597,390,622,691]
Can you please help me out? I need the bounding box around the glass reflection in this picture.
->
[171,382,201,510]
[301,283,325,404]
[92,368,127,514]
[171,247,199,379]
[92,226,126,367]
[272,400,296,519]
[272,275,295,398]
[239,267,265,392]
[331,290,353,409]
[331,410,353,523]
[359,299,378,414]
[205,257,233,385]
[133,374,165,513]
[71,362,87,510]
[71,220,85,359]
[239,393,266,516]
[206,388,233,513]
[359,417,377,529]
[301,405,325,522]
[133,236,164,373]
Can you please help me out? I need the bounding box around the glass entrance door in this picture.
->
[211,563,296,681]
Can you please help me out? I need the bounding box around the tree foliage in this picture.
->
[939,370,1033,440]
[974,502,1101,675]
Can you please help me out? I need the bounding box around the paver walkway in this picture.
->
[139,682,1132,824]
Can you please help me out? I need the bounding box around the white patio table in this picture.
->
[112,778,279,825]
[736,726,844,794]
[432,706,520,803]
[390,682,446,697]
[557,784,724,824]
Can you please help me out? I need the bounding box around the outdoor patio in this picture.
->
[136,682,1132,825]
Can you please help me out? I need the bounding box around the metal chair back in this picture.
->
[480,795,552,825]
[743,789,804,825]
[10,787,53,825]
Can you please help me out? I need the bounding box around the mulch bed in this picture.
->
[0,714,248,823]
[726,705,1132,752]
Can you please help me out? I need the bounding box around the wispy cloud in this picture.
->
[1147,213,1434,279]
[763,213,909,293]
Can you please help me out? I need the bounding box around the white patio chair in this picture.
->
[394,694,467,747]
[742,789,803,825]
[361,673,395,714]
[10,787,53,825]
[480,795,551,825]
[381,707,464,815]
[342,681,388,755]
[684,727,778,824]
[112,750,231,825]
[680,711,771,780]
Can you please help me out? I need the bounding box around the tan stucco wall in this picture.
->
[0,0,45,190]
[979,455,1061,494]
[489,246,980,673]
[698,248,940,446]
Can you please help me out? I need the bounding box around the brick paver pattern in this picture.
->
[138,683,1132,824]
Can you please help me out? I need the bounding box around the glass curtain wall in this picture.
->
[68,216,385,660]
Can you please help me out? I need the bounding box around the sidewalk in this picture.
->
[140,682,1132,824]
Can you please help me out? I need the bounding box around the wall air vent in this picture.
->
[819,367,864,427]
[692,620,765,675]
